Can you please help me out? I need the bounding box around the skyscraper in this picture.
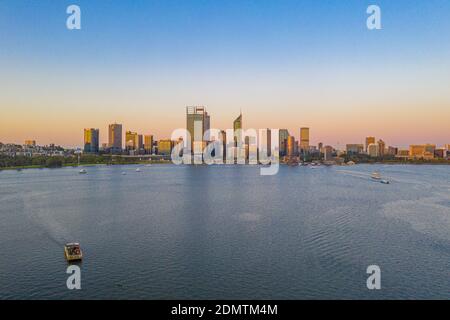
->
[365,136,375,153]
[219,130,226,161]
[368,143,379,157]
[157,139,173,155]
[259,128,271,158]
[137,134,143,154]
[84,128,99,153]
[233,112,242,146]
[186,106,210,155]
[125,131,138,151]
[377,139,386,157]
[287,136,296,157]
[108,123,122,152]
[300,127,309,152]
[279,129,289,156]
[144,135,153,154]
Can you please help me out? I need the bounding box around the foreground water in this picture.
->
[0,164,449,299]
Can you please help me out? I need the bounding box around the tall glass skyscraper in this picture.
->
[186,106,210,155]
[108,123,122,153]
[84,128,99,153]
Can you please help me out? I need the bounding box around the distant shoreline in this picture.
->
[1,161,449,171]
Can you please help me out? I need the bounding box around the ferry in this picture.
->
[79,169,87,174]
[64,243,83,262]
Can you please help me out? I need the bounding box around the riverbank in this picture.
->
[0,160,172,171]
[1,160,449,171]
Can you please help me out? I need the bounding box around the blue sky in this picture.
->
[1,0,449,147]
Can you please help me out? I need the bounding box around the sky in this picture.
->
[0,0,449,148]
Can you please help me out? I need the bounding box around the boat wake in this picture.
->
[22,191,70,246]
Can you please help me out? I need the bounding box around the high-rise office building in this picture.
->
[233,112,242,145]
[378,139,386,157]
[259,128,271,158]
[368,143,379,157]
[125,131,138,151]
[108,123,122,152]
[287,136,296,157]
[300,127,309,152]
[158,139,173,155]
[186,106,210,154]
[136,134,143,153]
[365,137,375,153]
[279,129,289,156]
[219,130,227,161]
[84,128,99,153]
[144,135,153,154]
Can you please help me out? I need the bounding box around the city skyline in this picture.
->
[2,107,449,152]
[1,1,450,147]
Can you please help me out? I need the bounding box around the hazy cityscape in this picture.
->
[1,106,449,170]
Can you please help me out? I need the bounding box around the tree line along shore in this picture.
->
[0,154,449,171]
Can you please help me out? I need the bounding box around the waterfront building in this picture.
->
[108,123,122,152]
[158,139,173,155]
[144,135,153,154]
[365,136,375,153]
[233,112,243,145]
[83,128,99,153]
[395,149,409,160]
[300,127,310,153]
[434,148,445,159]
[259,128,271,158]
[324,146,334,161]
[279,129,289,156]
[378,139,386,157]
[318,142,324,154]
[286,136,296,157]
[219,130,227,161]
[137,134,143,154]
[125,131,138,151]
[346,144,364,154]
[409,144,435,160]
[186,106,210,156]
[387,146,398,156]
[368,143,379,157]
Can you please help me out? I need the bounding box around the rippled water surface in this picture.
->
[0,164,449,299]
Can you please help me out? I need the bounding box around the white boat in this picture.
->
[380,179,390,184]
[121,172,126,175]
[371,172,381,180]
[136,168,141,172]
[79,169,87,174]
